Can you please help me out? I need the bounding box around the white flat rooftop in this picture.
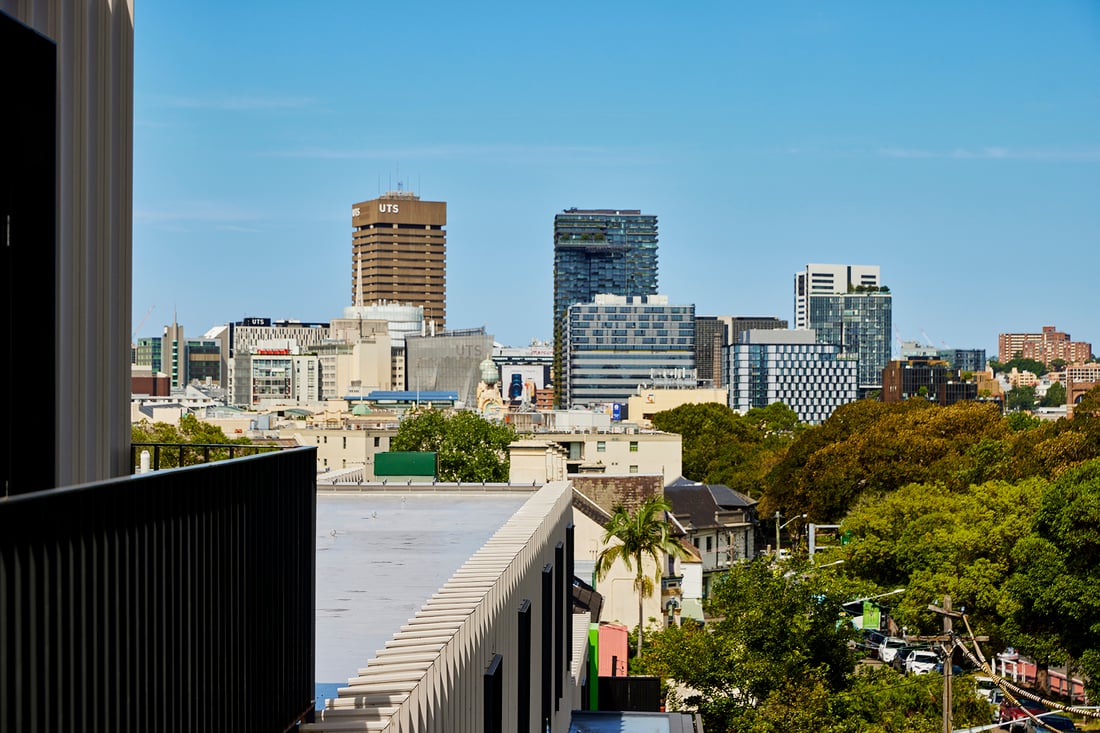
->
[314,490,531,697]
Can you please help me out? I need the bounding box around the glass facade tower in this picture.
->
[806,293,892,393]
[553,208,658,406]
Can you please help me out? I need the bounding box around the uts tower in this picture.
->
[352,190,447,329]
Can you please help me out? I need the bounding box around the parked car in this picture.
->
[904,649,940,675]
[890,644,931,673]
[973,675,998,701]
[999,697,1049,731]
[878,637,907,665]
[1025,713,1079,732]
[857,629,886,659]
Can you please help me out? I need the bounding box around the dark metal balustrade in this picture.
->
[130,441,285,473]
[1,447,317,733]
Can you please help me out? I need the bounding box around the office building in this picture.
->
[881,357,980,406]
[404,326,495,408]
[694,316,726,388]
[553,208,658,405]
[722,316,789,343]
[351,189,447,329]
[563,295,694,414]
[795,263,891,395]
[937,348,987,373]
[794,263,880,330]
[728,329,858,425]
[998,325,1092,367]
[695,316,790,387]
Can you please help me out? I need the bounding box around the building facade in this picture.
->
[404,327,495,408]
[728,329,858,425]
[794,263,880,330]
[351,190,447,329]
[563,295,694,414]
[553,208,658,405]
[881,357,980,406]
[694,316,726,388]
[806,291,892,394]
[998,325,1093,367]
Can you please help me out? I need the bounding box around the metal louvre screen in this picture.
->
[0,448,317,733]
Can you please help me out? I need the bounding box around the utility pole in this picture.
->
[927,595,965,733]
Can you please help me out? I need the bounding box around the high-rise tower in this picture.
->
[552,208,658,405]
[794,263,891,396]
[352,189,447,329]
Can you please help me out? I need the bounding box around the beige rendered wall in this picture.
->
[627,387,729,428]
[573,508,663,633]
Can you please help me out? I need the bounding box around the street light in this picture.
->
[774,511,807,558]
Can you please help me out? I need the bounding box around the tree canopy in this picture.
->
[650,402,802,497]
[390,409,515,482]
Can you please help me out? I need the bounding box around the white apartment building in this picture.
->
[794,263,880,329]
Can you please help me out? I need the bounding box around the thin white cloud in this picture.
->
[156,95,317,111]
[878,146,1100,162]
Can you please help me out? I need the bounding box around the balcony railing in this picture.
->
[2,447,317,732]
[131,441,285,472]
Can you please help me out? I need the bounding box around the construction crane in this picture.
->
[132,304,155,341]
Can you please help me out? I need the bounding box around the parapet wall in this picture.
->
[304,480,578,733]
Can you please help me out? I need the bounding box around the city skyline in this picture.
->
[132,2,1100,356]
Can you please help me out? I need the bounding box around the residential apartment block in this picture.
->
[728,329,858,425]
[794,263,880,330]
[881,357,980,405]
[998,325,1093,367]
[553,208,659,404]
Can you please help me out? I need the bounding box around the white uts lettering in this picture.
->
[378,203,399,213]
[351,207,361,217]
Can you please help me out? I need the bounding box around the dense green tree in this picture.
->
[390,409,515,482]
[996,357,1048,376]
[1002,459,1100,697]
[595,495,687,657]
[650,402,800,497]
[638,560,857,730]
[1005,385,1038,412]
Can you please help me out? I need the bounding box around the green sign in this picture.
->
[862,601,881,630]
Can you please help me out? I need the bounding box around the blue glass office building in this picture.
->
[563,295,694,412]
[553,208,659,405]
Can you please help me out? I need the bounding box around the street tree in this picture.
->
[595,495,687,657]
[390,409,515,482]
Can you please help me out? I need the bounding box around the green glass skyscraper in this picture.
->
[552,208,659,406]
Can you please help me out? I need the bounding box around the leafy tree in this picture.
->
[1003,459,1100,697]
[1005,385,1037,412]
[595,495,687,657]
[1000,357,1047,376]
[132,414,250,467]
[651,402,801,497]
[390,409,516,482]
[1050,358,1068,371]
[638,560,857,731]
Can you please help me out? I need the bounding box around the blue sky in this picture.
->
[133,2,1100,356]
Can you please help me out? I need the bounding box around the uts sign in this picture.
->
[351,202,402,218]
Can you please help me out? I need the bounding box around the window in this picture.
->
[629,465,638,473]
[629,441,638,452]
[596,441,606,452]
[342,436,347,449]
[374,436,381,447]
[706,536,713,552]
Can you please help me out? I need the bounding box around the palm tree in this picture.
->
[595,494,687,658]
